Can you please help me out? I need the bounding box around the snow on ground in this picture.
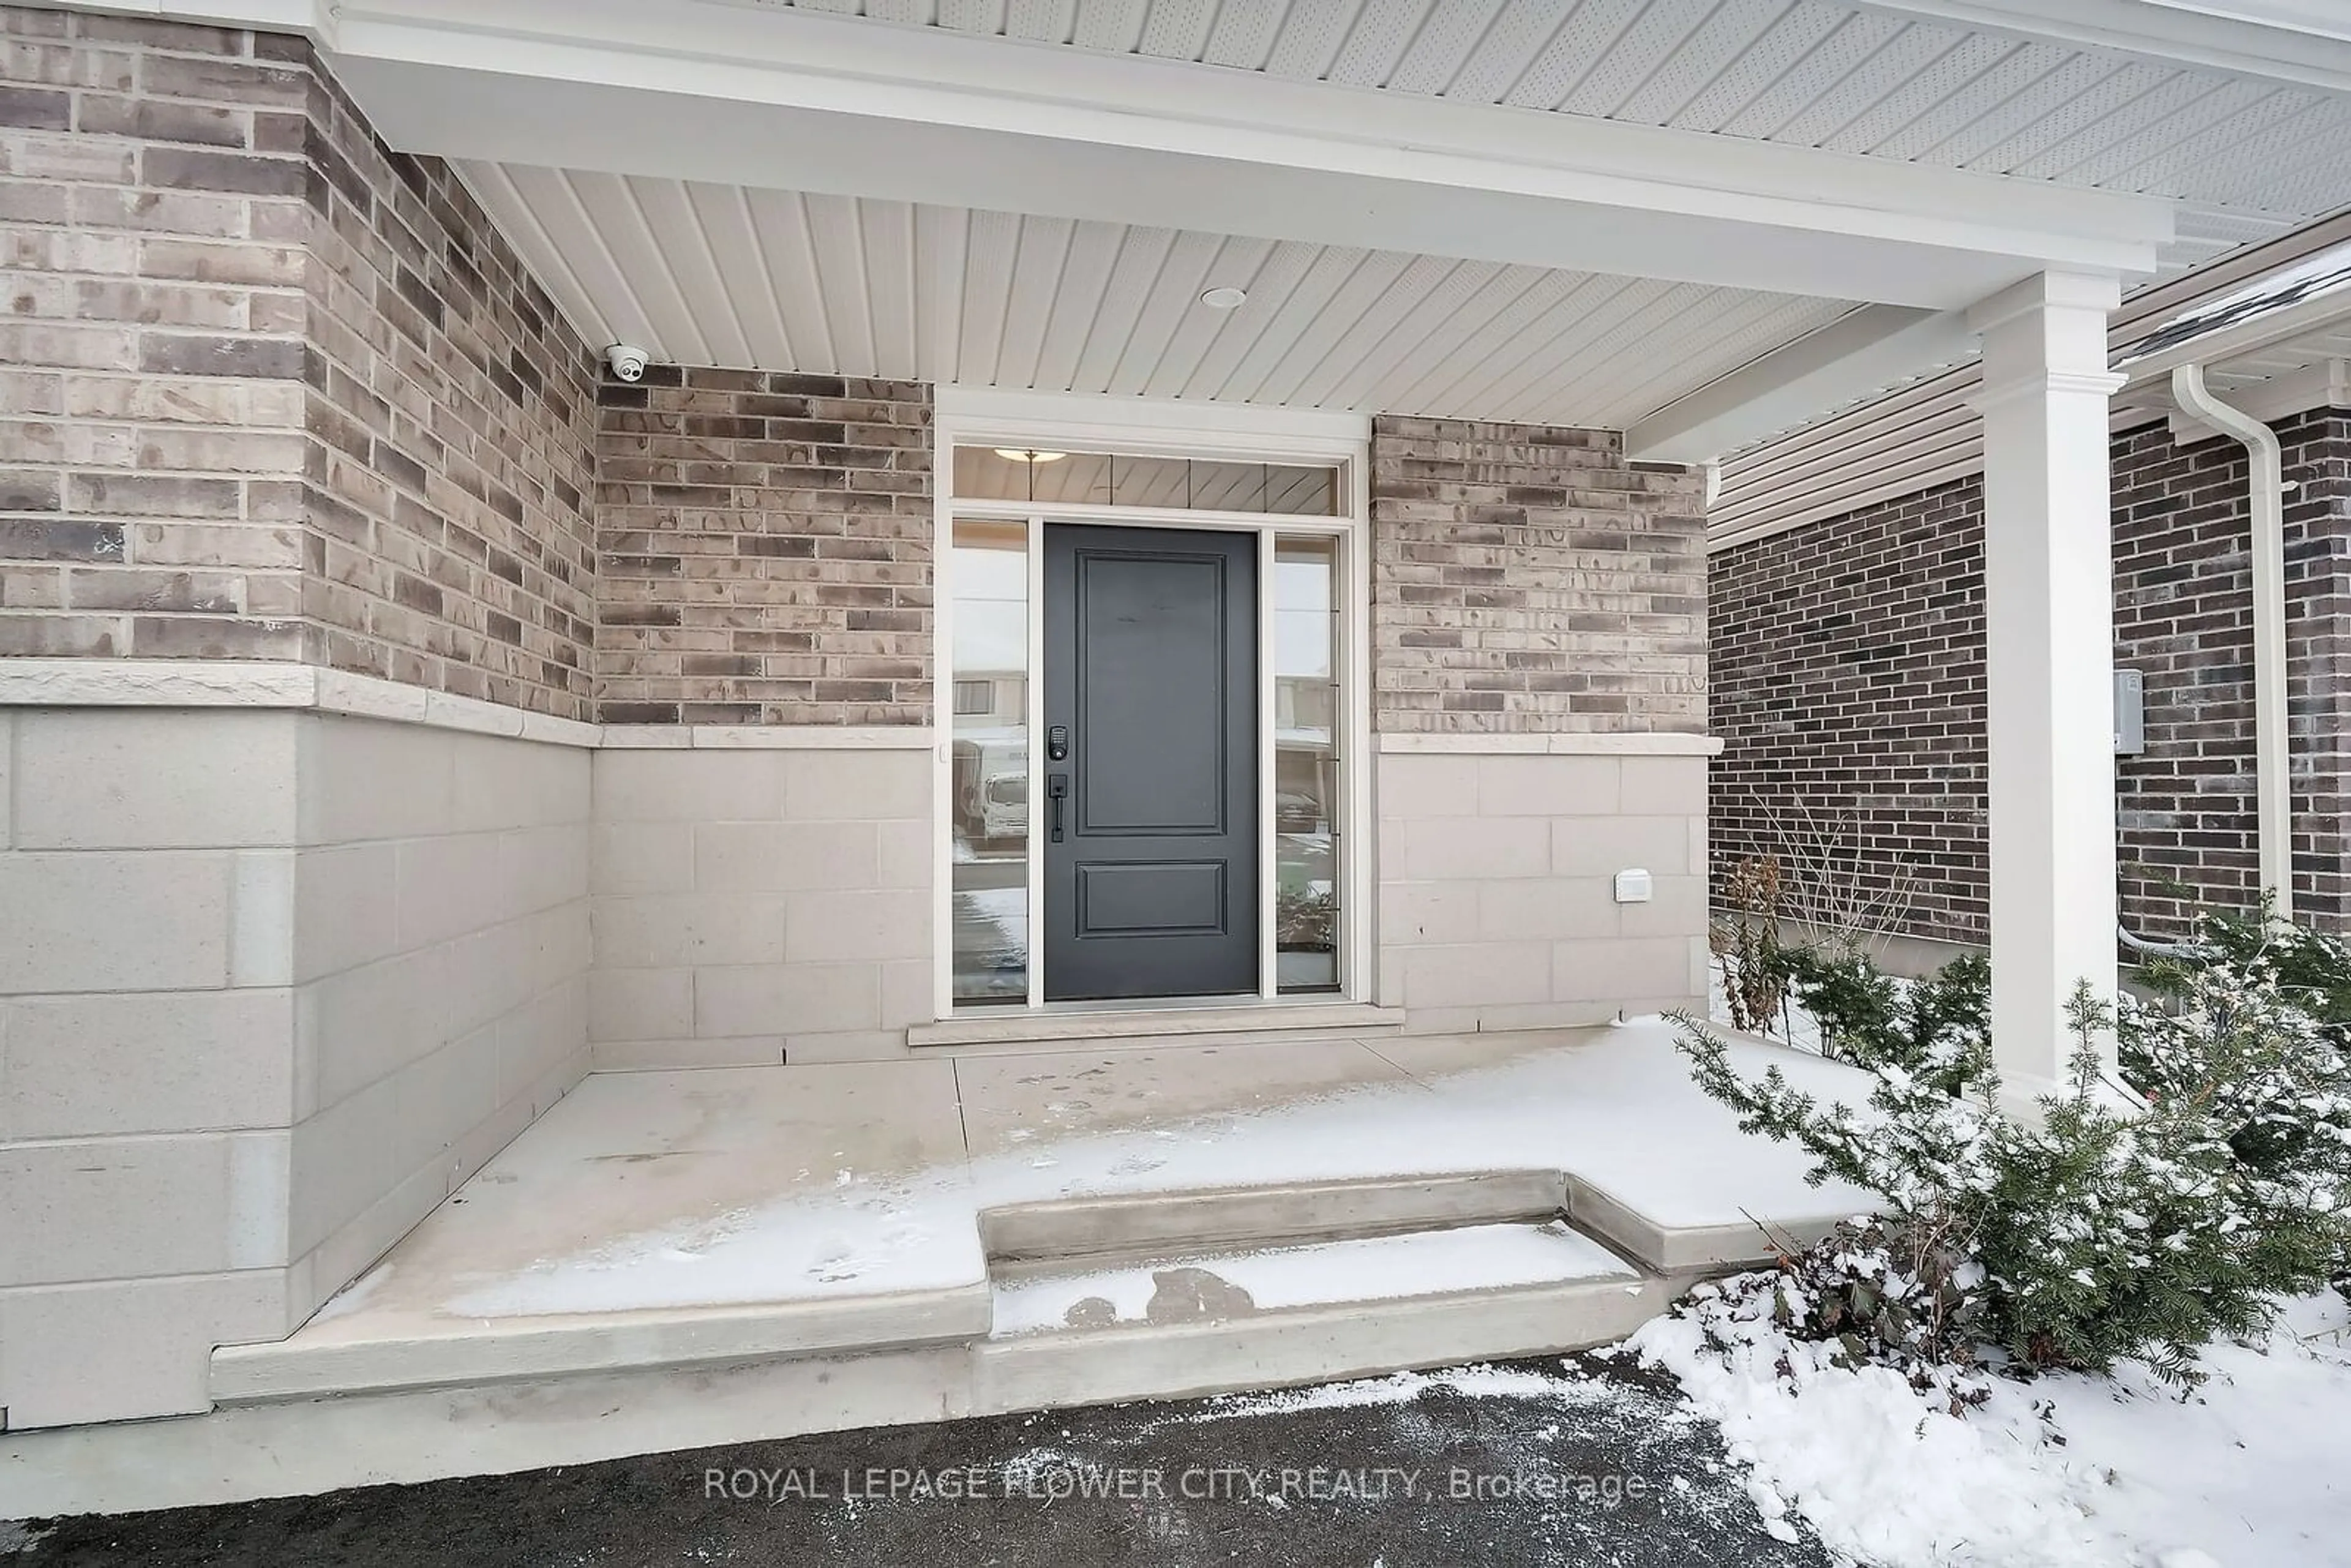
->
[989,1219,1633,1335]
[1198,1361,1635,1420]
[1627,1283,2351,1568]
[442,1016,1869,1318]
[1708,956,1829,1054]
[2047,1293,2351,1568]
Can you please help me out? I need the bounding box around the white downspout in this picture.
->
[2169,364,2293,924]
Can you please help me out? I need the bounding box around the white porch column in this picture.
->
[1967,271,2124,1093]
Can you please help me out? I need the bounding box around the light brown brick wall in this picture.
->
[299,48,599,718]
[0,8,599,718]
[1368,416,1708,735]
[594,369,932,726]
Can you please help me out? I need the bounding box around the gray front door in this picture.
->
[1042,524,1258,1002]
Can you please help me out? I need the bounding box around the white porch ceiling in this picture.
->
[462,165,1861,431]
[738,0,2351,246]
[299,0,2345,448]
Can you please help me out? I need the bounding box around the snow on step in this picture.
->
[991,1220,1635,1337]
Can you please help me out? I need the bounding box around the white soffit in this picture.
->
[719,0,2351,222]
[326,0,2176,310]
[460,165,1859,432]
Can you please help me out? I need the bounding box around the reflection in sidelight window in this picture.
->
[949,520,1030,1004]
[1275,536,1341,992]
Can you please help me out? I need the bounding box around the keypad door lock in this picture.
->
[1047,726,1070,762]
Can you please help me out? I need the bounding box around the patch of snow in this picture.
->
[1201,1360,1629,1419]
[2044,1295,2351,1568]
[437,1018,1869,1319]
[1629,1283,2351,1567]
[989,1220,1632,1336]
[444,1187,983,1316]
[0,1520,53,1553]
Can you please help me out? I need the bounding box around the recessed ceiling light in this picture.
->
[993,448,1068,463]
[1200,286,1248,310]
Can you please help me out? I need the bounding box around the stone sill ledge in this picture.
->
[0,661,933,751]
[1376,732,1724,757]
[0,662,1723,757]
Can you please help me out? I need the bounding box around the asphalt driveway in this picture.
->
[5,1353,1828,1567]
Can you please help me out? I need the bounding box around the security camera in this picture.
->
[605,343,650,383]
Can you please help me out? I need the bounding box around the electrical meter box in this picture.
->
[2115,669,2145,756]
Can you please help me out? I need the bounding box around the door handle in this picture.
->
[1048,773,1069,842]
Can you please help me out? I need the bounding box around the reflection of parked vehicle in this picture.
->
[980,771,1026,842]
[952,735,1028,847]
[1275,790,1322,832]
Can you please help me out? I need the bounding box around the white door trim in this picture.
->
[931,402,1373,1021]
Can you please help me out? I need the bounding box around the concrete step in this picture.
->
[906,1000,1404,1052]
[209,1169,1782,1408]
[209,1282,992,1405]
[981,1170,1569,1265]
[973,1218,1675,1411]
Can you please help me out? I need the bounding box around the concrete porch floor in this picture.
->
[1,1019,1872,1518]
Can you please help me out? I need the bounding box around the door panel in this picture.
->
[1044,524,1258,1001]
[1070,553,1226,835]
[1077,861,1227,936]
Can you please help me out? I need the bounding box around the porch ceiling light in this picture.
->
[1200,287,1247,310]
[993,448,1067,463]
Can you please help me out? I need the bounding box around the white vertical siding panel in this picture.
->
[1106,228,1226,394]
[1029,220,1125,392]
[1143,234,1277,399]
[1385,0,1509,97]
[687,182,794,367]
[1176,239,1322,400]
[744,189,841,373]
[995,216,1078,389]
[803,193,880,377]
[955,207,1023,386]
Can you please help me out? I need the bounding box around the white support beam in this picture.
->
[274,0,2173,310]
[1968,271,2126,1096]
[1624,304,1977,464]
[1850,0,2351,92]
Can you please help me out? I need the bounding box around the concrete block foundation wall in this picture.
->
[1369,418,1714,1029]
[1376,751,1711,1031]
[1709,408,2351,945]
[589,742,930,1068]
[0,705,591,1428]
[288,715,591,1309]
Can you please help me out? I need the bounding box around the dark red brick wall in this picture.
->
[2113,410,2351,934]
[1709,407,2351,943]
[1709,478,1989,943]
